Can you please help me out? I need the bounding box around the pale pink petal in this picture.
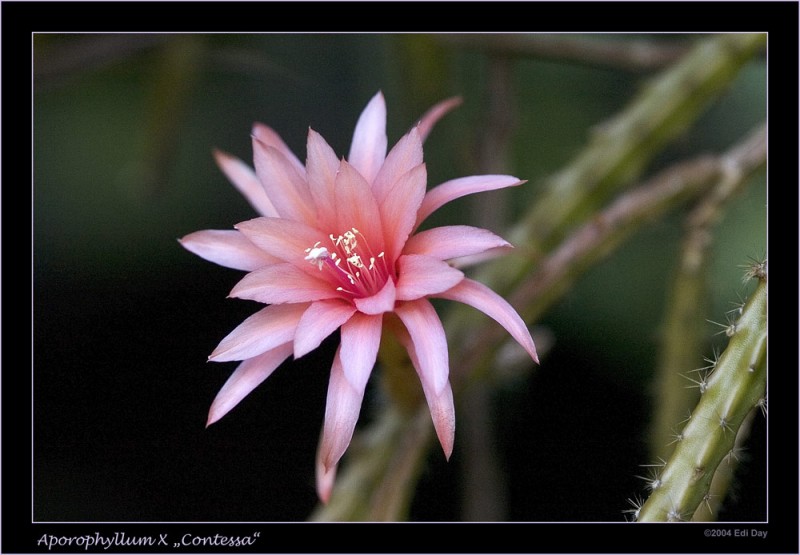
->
[436,278,538,363]
[295,300,357,359]
[371,127,423,204]
[379,163,427,262]
[353,278,396,315]
[395,255,464,301]
[414,96,463,143]
[209,303,308,362]
[206,342,293,426]
[347,91,387,185]
[179,229,278,271]
[235,217,325,267]
[252,139,316,223]
[213,149,278,217]
[229,263,340,304]
[403,225,512,262]
[305,129,340,231]
[415,175,525,228]
[251,122,306,178]
[394,299,449,395]
[334,161,385,255]
[318,348,368,473]
[339,312,382,390]
[387,319,455,459]
[315,454,337,504]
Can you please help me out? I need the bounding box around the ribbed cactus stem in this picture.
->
[637,268,766,522]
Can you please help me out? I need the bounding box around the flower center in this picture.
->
[304,228,389,299]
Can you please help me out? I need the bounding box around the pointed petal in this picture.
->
[315,453,337,504]
[251,122,305,178]
[339,312,382,390]
[334,161,385,254]
[235,217,325,268]
[179,229,278,271]
[209,303,308,362]
[305,128,340,231]
[394,299,449,395]
[295,299,357,359]
[403,225,512,261]
[318,349,368,473]
[379,163,427,262]
[252,139,316,222]
[353,278,396,315]
[414,96,463,143]
[416,175,525,228]
[387,317,455,459]
[348,91,387,184]
[213,149,279,217]
[395,255,464,301]
[229,263,339,304]
[371,127,423,204]
[206,342,293,426]
[436,278,538,363]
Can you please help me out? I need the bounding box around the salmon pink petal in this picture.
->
[436,278,538,363]
[416,175,525,228]
[315,455,337,504]
[403,225,512,261]
[371,127,423,204]
[395,299,449,395]
[415,96,462,143]
[251,122,306,178]
[209,303,308,362]
[213,149,279,217]
[295,300,357,359]
[318,349,368,473]
[229,263,340,304]
[179,229,278,271]
[347,91,387,184]
[395,255,464,301]
[379,163,427,262]
[353,278,396,315]
[206,342,293,426]
[339,312,382,390]
[252,139,316,223]
[305,129,340,230]
[235,217,325,267]
[334,161,385,253]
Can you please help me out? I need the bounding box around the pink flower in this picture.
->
[180,92,538,502]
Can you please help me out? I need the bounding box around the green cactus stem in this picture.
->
[636,266,766,522]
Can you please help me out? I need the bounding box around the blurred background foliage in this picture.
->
[33,34,765,522]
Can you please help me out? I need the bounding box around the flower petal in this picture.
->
[305,128,340,231]
[403,225,512,261]
[347,91,387,185]
[353,278,396,315]
[394,299,449,395]
[318,348,368,474]
[206,342,293,426]
[209,303,308,362]
[295,299,356,359]
[213,149,279,217]
[252,139,316,222]
[315,454,337,504]
[436,278,538,363]
[416,175,525,228]
[229,263,340,304]
[334,161,385,255]
[371,127,423,204]
[179,229,278,271]
[379,163,427,262]
[235,217,325,267]
[251,122,306,178]
[339,312,382,390]
[395,255,464,301]
[414,96,462,143]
